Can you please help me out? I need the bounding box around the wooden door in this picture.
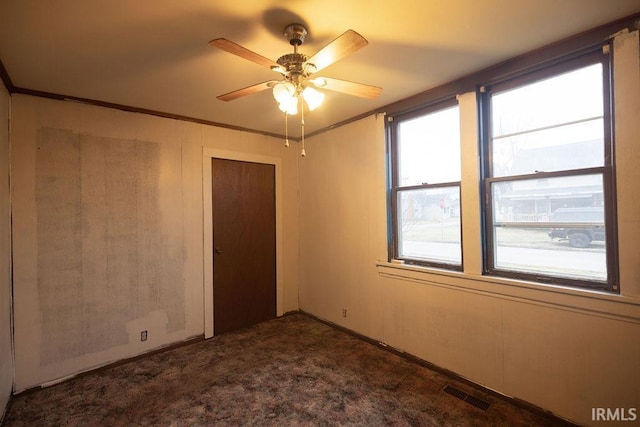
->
[211,158,276,334]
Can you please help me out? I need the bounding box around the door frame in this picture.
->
[202,148,284,338]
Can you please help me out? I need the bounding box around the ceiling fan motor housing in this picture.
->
[277,53,310,74]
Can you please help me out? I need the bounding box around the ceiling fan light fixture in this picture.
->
[278,95,298,115]
[272,81,296,104]
[273,81,298,114]
[302,86,324,111]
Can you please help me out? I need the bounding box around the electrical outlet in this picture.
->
[342,308,347,318]
[141,330,147,341]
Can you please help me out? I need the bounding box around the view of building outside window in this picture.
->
[396,105,461,266]
[489,63,608,282]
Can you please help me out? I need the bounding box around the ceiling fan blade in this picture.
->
[305,30,368,73]
[209,38,283,72]
[311,77,382,99]
[217,80,278,101]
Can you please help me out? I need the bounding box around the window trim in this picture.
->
[388,98,463,270]
[479,47,619,292]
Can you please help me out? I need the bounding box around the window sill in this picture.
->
[376,260,640,323]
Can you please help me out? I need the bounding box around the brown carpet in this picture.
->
[3,313,568,426]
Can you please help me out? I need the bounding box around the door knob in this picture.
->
[215,247,223,254]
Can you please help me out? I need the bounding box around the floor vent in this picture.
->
[443,385,491,411]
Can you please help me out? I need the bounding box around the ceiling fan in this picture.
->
[208,24,382,111]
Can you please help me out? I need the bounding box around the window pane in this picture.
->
[490,174,607,281]
[492,120,603,177]
[491,64,604,177]
[398,106,460,186]
[492,64,603,137]
[397,186,461,265]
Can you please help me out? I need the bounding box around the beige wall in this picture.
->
[0,80,13,417]
[299,31,640,426]
[298,113,388,339]
[10,94,299,391]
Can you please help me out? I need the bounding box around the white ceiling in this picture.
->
[1,0,639,138]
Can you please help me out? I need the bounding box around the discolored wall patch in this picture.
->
[36,128,185,365]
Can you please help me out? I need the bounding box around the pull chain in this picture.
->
[300,98,306,157]
[284,112,290,148]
